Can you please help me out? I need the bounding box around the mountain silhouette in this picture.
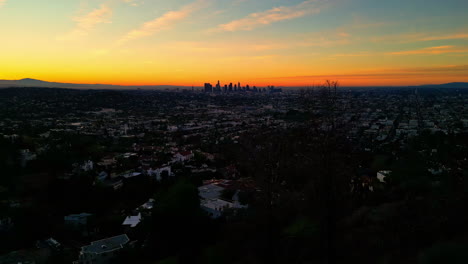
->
[0,78,183,90]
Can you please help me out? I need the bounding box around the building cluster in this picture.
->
[204,81,282,93]
[0,86,467,263]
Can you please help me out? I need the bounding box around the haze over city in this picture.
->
[1,0,467,87]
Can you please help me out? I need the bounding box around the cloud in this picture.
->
[0,0,6,7]
[160,34,348,56]
[216,0,323,32]
[389,45,468,55]
[420,33,468,41]
[262,65,468,80]
[159,41,290,56]
[118,0,208,44]
[122,0,140,7]
[58,4,113,41]
[371,31,468,43]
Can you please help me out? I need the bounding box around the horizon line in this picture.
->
[0,78,467,88]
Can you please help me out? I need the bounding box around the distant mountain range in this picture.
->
[418,82,468,89]
[0,78,185,90]
[0,78,467,90]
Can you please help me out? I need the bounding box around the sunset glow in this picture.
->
[1,0,467,87]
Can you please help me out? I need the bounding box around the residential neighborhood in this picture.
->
[0,86,467,263]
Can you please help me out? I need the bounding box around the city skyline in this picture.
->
[1,0,468,86]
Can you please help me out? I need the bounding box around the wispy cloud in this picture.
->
[216,0,323,32]
[122,0,140,7]
[160,32,350,56]
[0,0,7,7]
[259,65,468,81]
[389,45,468,55]
[420,33,468,41]
[161,41,289,55]
[58,4,113,41]
[118,0,208,44]
[371,31,468,43]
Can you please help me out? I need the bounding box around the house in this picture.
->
[377,171,391,183]
[36,238,62,251]
[173,151,194,163]
[77,160,94,172]
[198,183,225,200]
[200,199,248,219]
[198,181,248,218]
[122,213,141,228]
[121,172,141,179]
[140,198,155,210]
[74,234,130,264]
[147,166,172,181]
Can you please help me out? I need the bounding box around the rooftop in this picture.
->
[122,213,142,228]
[198,183,225,200]
[82,234,130,254]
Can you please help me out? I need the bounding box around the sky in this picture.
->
[0,0,467,87]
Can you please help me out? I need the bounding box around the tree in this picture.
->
[145,180,211,262]
[302,81,353,263]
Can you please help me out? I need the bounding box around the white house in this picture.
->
[122,213,141,228]
[147,166,172,181]
[200,199,248,219]
[377,170,391,183]
[198,182,247,219]
[81,160,94,172]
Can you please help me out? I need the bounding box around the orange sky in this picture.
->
[0,0,467,87]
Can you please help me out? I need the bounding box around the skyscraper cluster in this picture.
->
[204,81,281,93]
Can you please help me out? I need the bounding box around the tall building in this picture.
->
[216,80,221,90]
[204,83,213,93]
